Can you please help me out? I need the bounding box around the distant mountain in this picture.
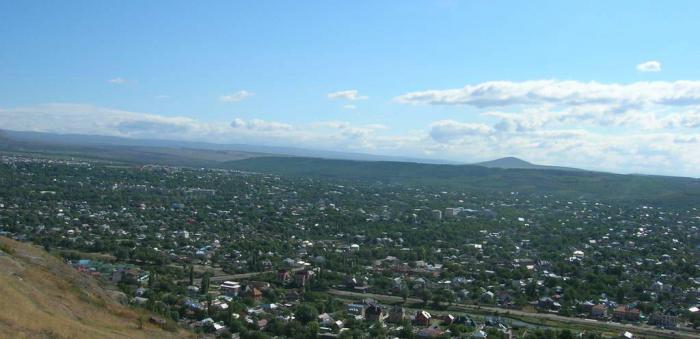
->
[225,156,700,207]
[476,156,584,171]
[4,129,700,207]
[0,129,453,165]
[0,130,263,167]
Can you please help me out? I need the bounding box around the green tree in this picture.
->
[305,321,320,338]
[401,288,409,303]
[200,271,211,294]
[295,304,319,325]
[419,289,432,305]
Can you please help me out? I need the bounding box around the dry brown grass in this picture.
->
[0,237,193,339]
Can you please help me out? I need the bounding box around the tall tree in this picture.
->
[201,271,211,294]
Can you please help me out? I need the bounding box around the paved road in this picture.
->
[178,268,303,285]
[176,270,273,285]
[328,289,700,339]
[208,271,274,282]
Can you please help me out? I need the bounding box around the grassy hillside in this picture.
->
[0,237,191,339]
[226,156,700,207]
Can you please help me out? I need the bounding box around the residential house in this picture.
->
[387,306,405,324]
[282,258,296,268]
[332,320,344,332]
[591,304,607,319]
[581,301,595,314]
[220,281,240,297]
[249,281,271,289]
[648,312,678,329]
[537,297,561,312]
[497,291,512,305]
[261,259,273,270]
[414,310,432,326]
[318,313,335,327]
[346,304,365,318]
[365,304,386,322]
[294,270,314,287]
[187,285,200,297]
[276,269,291,283]
[441,314,455,325]
[262,303,279,313]
[481,291,495,303]
[613,306,641,322]
[247,287,263,301]
[455,315,476,327]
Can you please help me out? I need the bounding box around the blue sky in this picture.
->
[2,1,700,176]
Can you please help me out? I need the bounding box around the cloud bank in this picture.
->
[396,80,700,176]
[395,80,700,108]
[4,77,700,179]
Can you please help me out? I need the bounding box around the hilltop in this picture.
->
[475,156,583,171]
[0,237,190,339]
[225,156,700,207]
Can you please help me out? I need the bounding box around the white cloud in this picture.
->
[674,135,700,144]
[478,104,700,132]
[230,118,292,131]
[312,121,387,141]
[429,120,494,143]
[327,90,368,101]
[394,80,700,108]
[486,106,558,132]
[108,77,128,84]
[0,103,201,138]
[659,110,700,128]
[636,60,662,72]
[220,90,254,102]
[395,80,700,136]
